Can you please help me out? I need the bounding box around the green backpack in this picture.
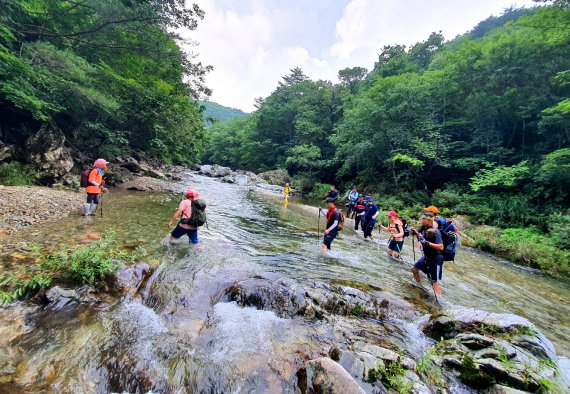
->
[188,198,207,227]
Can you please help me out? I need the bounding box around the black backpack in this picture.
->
[398,217,410,238]
[188,198,207,227]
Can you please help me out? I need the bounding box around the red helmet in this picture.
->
[185,188,199,198]
[93,158,108,169]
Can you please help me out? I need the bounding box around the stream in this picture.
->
[0,172,569,393]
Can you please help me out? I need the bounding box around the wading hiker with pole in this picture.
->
[379,211,408,259]
[318,197,344,254]
[80,159,109,217]
[410,214,445,301]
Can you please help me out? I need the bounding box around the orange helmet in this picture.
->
[424,205,439,214]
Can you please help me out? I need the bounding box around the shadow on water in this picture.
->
[1,173,569,392]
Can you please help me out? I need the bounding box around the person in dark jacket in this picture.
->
[353,194,366,231]
[325,186,339,202]
[319,197,340,253]
[363,196,379,241]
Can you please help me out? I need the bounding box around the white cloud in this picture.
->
[185,0,537,112]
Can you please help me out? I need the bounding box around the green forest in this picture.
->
[199,101,247,125]
[0,0,209,165]
[203,5,570,277]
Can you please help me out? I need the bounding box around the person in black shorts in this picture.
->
[353,194,366,231]
[411,214,445,297]
[319,197,340,253]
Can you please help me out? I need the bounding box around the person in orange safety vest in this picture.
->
[83,158,108,216]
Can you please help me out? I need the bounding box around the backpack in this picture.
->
[188,198,207,227]
[338,210,345,231]
[437,219,458,261]
[80,169,92,188]
[398,217,410,238]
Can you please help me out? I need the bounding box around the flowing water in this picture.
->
[1,172,569,393]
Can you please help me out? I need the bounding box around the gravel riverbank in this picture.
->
[0,185,84,235]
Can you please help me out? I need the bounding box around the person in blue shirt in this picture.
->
[346,187,359,217]
[325,186,339,202]
[363,196,379,241]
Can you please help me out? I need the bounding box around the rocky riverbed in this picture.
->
[0,185,84,235]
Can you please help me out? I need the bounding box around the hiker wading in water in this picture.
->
[168,188,201,244]
[319,197,340,253]
[379,211,404,258]
[363,196,379,241]
[411,214,445,298]
[83,158,108,216]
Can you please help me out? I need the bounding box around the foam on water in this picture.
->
[208,302,286,364]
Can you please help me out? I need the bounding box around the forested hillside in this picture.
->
[0,0,210,168]
[199,101,246,125]
[203,5,570,276]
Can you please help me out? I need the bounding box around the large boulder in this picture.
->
[257,168,289,185]
[25,124,74,183]
[423,307,563,392]
[299,357,366,394]
[0,140,16,162]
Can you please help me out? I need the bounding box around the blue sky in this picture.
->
[187,0,536,111]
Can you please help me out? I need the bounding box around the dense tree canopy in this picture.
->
[0,0,210,163]
[203,5,570,228]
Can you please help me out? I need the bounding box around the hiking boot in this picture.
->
[89,203,97,216]
[409,281,428,292]
[83,203,91,216]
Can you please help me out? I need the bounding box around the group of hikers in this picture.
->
[81,159,456,301]
[316,185,459,300]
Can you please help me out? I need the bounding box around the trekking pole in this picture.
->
[317,209,321,241]
[100,193,103,218]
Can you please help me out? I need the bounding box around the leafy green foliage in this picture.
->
[470,162,529,192]
[0,162,36,185]
[0,234,144,304]
[38,234,141,284]
[0,0,210,164]
[464,227,570,278]
[0,273,52,304]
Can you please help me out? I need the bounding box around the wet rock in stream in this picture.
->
[421,306,564,392]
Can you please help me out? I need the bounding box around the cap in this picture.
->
[365,196,373,202]
[387,211,398,217]
[185,188,199,198]
[358,194,364,198]
[424,205,439,214]
[325,197,336,204]
[93,158,108,169]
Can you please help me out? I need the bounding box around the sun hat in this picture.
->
[93,158,108,169]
